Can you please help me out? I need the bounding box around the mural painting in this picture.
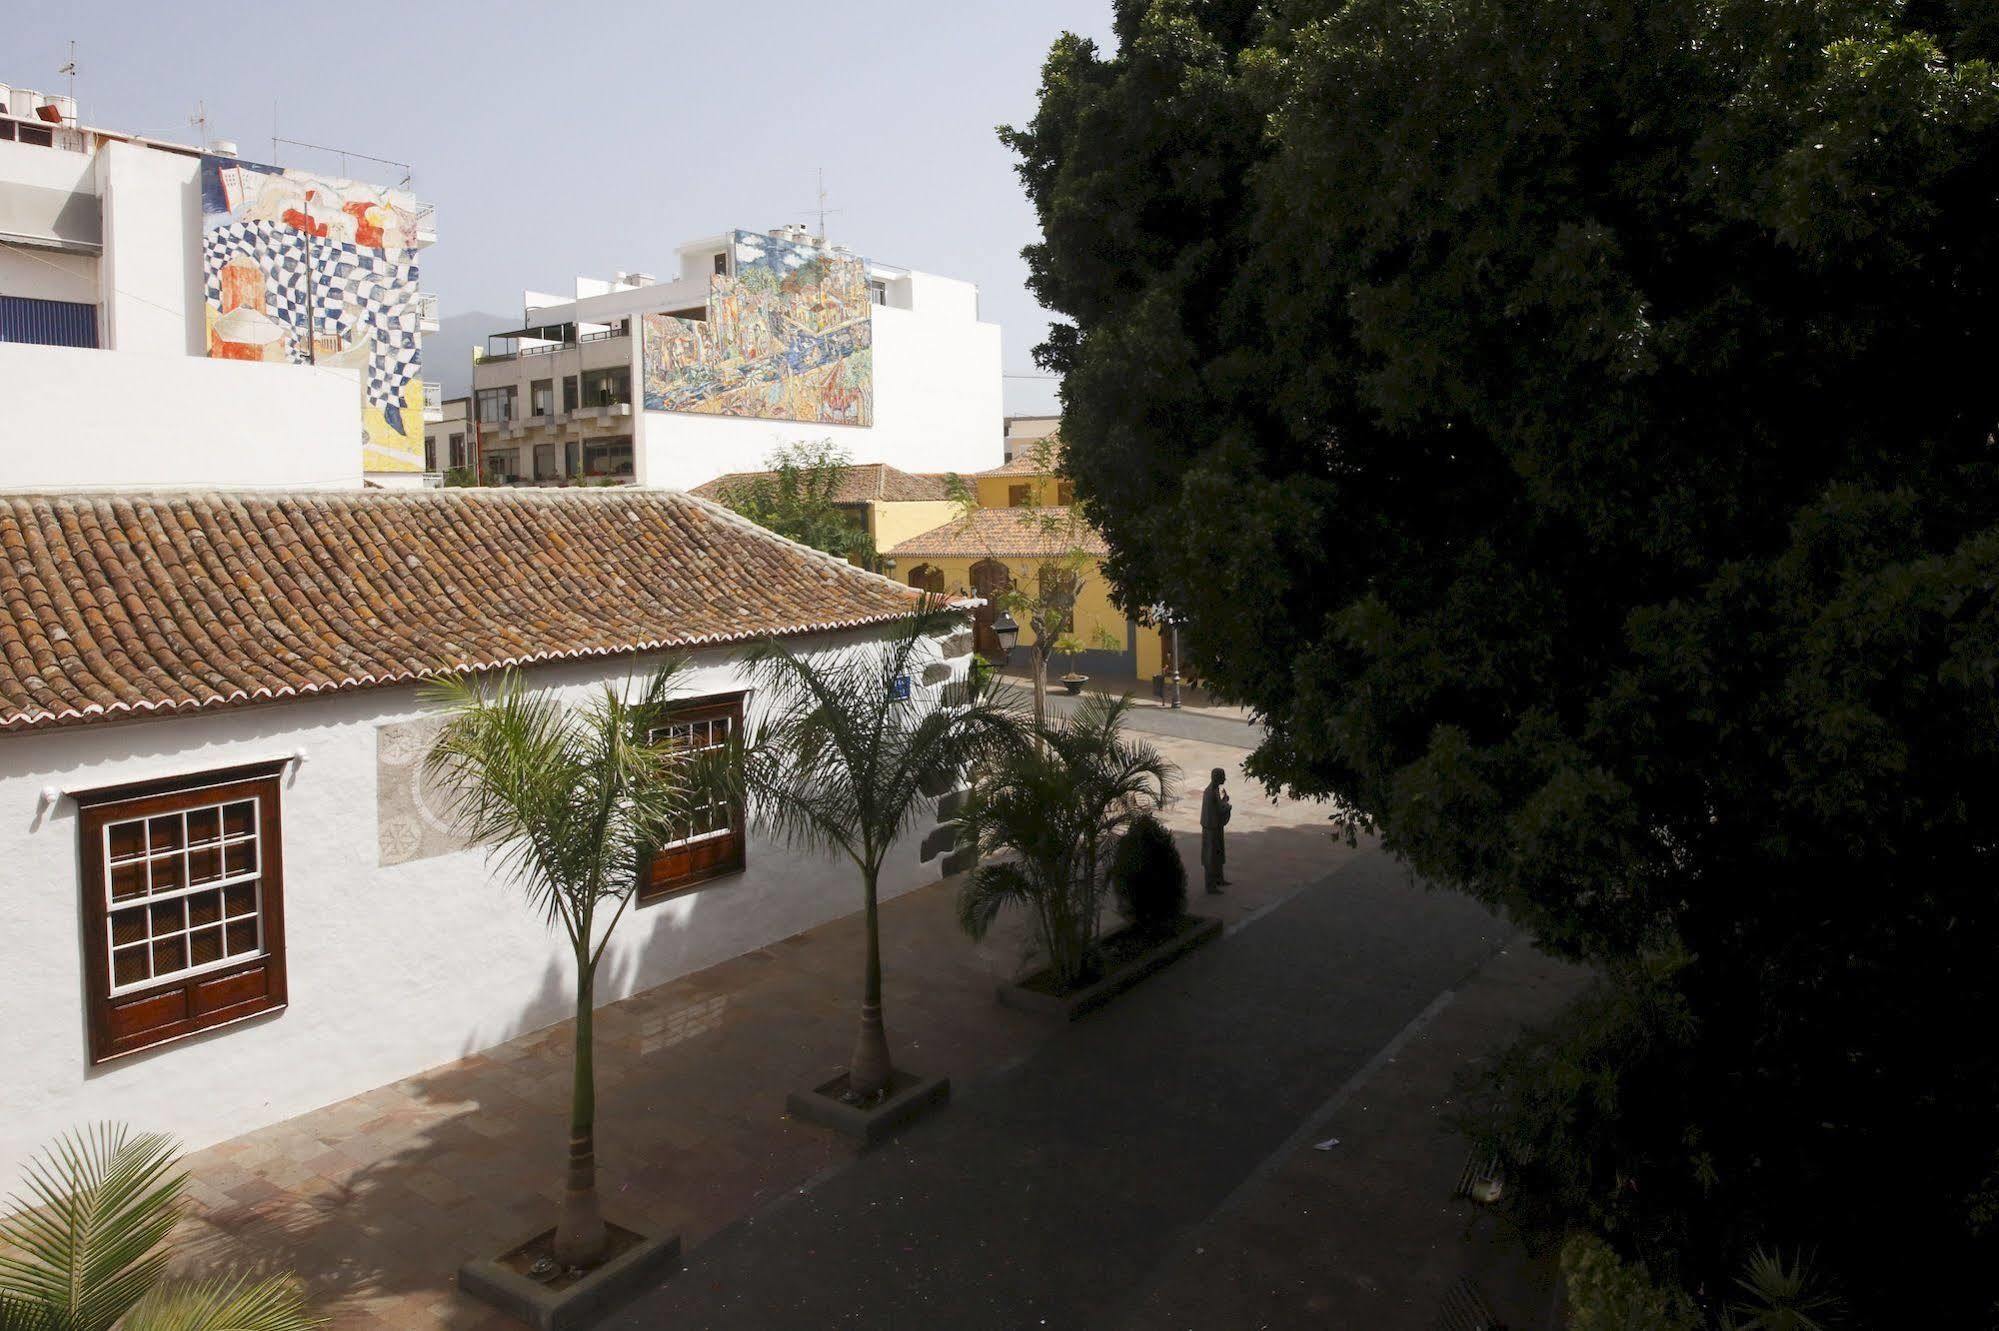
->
[641,229,872,426]
[200,155,425,473]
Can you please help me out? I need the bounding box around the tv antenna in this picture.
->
[58,41,77,105]
[799,167,841,244]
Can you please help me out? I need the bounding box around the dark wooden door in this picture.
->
[971,558,1011,657]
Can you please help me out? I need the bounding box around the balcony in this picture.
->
[0,112,87,153]
[412,202,437,248]
[422,383,443,422]
[417,292,440,334]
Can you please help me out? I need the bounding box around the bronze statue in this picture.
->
[1200,766,1231,892]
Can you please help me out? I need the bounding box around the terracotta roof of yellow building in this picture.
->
[886,506,1108,560]
[977,443,1064,477]
[687,462,952,505]
[0,488,924,733]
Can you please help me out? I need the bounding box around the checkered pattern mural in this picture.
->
[202,221,422,438]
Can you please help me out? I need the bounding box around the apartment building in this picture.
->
[1003,413,1061,463]
[0,80,439,489]
[424,394,473,476]
[469,225,1002,489]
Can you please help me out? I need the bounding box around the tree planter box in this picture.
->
[786,1068,951,1148]
[997,913,1224,1021]
[459,1221,680,1331]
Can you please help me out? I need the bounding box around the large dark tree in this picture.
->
[1007,0,1999,1318]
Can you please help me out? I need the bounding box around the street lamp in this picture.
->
[989,610,1020,663]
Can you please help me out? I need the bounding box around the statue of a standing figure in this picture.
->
[1200,766,1232,893]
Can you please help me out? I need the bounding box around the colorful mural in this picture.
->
[200,155,425,473]
[641,229,872,426]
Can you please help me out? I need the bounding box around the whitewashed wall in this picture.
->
[0,342,360,490]
[95,140,205,357]
[0,628,962,1186]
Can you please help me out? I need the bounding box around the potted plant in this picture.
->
[1055,634,1090,694]
[738,605,1018,1141]
[427,662,714,1323]
[959,693,1215,1020]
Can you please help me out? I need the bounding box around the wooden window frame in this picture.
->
[75,763,288,1065]
[639,694,746,904]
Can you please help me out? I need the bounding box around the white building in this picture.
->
[470,225,1002,489]
[0,486,971,1184]
[0,82,439,490]
[1003,413,1061,463]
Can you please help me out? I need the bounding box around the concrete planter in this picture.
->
[786,1069,951,1148]
[997,914,1224,1022]
[458,1222,680,1331]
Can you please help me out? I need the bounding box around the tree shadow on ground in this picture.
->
[164,818,1358,1329]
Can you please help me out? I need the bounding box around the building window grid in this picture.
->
[102,797,264,997]
[652,713,735,849]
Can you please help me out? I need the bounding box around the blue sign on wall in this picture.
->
[890,674,911,702]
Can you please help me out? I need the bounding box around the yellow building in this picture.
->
[887,448,1175,683]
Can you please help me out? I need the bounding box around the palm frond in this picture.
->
[739,608,1001,878]
[121,1275,320,1331]
[956,861,1038,940]
[0,1125,183,1331]
[0,1292,59,1331]
[422,659,713,954]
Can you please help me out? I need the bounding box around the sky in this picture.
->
[7,1,1116,415]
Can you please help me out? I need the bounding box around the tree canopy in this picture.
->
[713,439,879,569]
[1007,0,1999,1318]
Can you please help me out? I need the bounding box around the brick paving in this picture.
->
[167,731,1343,1330]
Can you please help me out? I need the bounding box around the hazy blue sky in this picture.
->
[8,2,1115,414]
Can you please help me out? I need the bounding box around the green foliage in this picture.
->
[1722,1249,1843,1331]
[1108,812,1187,929]
[441,466,477,488]
[1561,1233,1701,1331]
[738,606,1015,882]
[958,693,1175,987]
[0,1125,317,1331]
[737,606,1020,1091]
[424,661,713,1262]
[425,662,703,953]
[1009,0,1999,1319]
[714,439,879,569]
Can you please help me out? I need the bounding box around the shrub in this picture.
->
[1562,1233,1700,1331]
[1110,812,1186,930]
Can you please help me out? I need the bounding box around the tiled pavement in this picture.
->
[168,729,1347,1330]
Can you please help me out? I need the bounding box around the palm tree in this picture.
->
[957,692,1175,989]
[738,604,1018,1100]
[425,661,707,1267]
[0,1124,317,1331]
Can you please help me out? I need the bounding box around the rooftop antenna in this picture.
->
[58,41,77,109]
[799,167,841,245]
[190,98,209,145]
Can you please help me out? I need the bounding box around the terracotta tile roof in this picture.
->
[978,442,1064,477]
[0,489,925,733]
[887,506,1109,560]
[688,462,950,505]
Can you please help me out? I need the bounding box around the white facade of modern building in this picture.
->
[1003,413,1061,463]
[0,83,438,490]
[470,228,1003,489]
[0,632,958,1187]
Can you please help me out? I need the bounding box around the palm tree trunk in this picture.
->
[553,954,608,1266]
[849,867,894,1097]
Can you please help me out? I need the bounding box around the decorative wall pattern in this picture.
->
[376,716,477,866]
[642,229,872,426]
[200,155,424,473]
